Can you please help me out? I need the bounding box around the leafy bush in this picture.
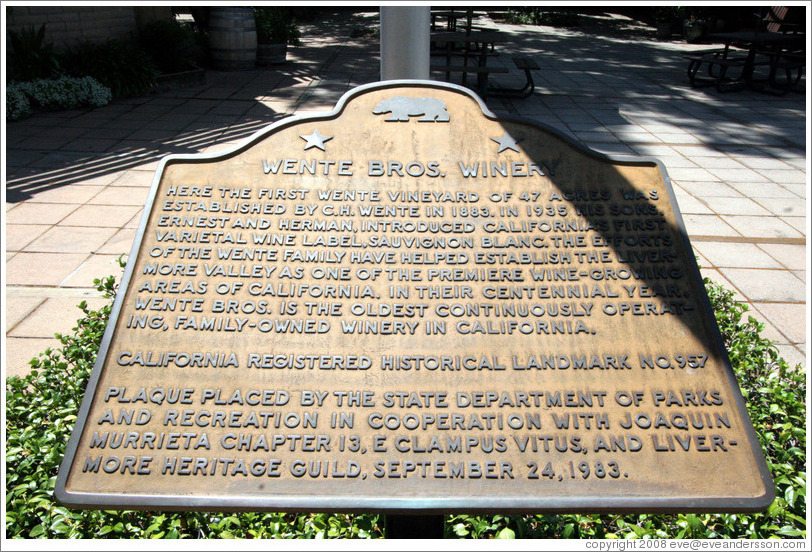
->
[254,7,302,45]
[6,77,110,120]
[18,76,111,110]
[59,39,158,98]
[4,271,805,539]
[137,19,204,74]
[503,8,581,27]
[6,270,120,538]
[6,77,111,121]
[6,83,31,121]
[7,24,60,81]
[4,261,383,539]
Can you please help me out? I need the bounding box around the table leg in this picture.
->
[477,45,488,96]
[742,45,758,85]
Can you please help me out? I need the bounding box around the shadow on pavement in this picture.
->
[5,8,804,204]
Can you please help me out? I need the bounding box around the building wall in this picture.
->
[6,6,169,50]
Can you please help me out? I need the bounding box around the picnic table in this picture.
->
[431,31,507,95]
[430,9,481,33]
[686,31,805,94]
[430,31,540,98]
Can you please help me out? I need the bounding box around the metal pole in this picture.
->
[384,514,444,539]
[380,7,436,536]
[380,6,430,80]
[380,5,435,537]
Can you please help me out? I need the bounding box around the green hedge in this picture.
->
[4,269,805,538]
[6,76,112,121]
[58,39,157,99]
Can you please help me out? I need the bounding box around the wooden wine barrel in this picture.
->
[208,7,257,70]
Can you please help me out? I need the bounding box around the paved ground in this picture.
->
[4,9,807,378]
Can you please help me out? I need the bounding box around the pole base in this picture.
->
[384,514,444,539]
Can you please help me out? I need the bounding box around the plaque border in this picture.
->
[54,79,775,513]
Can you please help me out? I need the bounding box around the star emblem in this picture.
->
[300,129,333,151]
[491,132,521,153]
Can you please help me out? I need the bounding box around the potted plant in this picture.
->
[682,7,710,43]
[653,6,682,40]
[254,7,301,65]
[138,19,205,88]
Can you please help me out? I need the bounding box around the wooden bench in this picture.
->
[430,63,509,97]
[684,47,765,92]
[431,8,484,34]
[687,7,805,93]
[430,31,509,97]
[756,8,806,94]
[511,56,540,97]
[760,6,803,34]
[430,64,509,76]
[766,49,805,94]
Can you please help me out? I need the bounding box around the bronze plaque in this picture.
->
[56,81,773,512]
